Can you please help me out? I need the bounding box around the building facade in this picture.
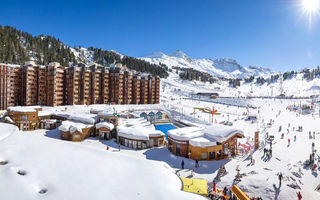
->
[0,62,160,110]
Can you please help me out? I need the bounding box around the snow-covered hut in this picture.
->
[7,106,42,130]
[167,124,244,160]
[59,120,94,142]
[95,122,115,140]
[117,118,165,149]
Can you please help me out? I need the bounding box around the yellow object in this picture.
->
[193,107,221,115]
[181,177,208,196]
[230,185,250,200]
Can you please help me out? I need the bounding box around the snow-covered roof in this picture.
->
[189,135,217,147]
[58,120,93,134]
[117,118,164,140]
[96,122,114,130]
[167,127,205,141]
[168,124,243,146]
[5,116,14,123]
[7,106,41,113]
[98,111,115,117]
[203,124,244,143]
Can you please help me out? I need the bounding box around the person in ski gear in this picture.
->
[297,191,302,200]
[195,159,199,168]
[181,160,184,169]
[278,173,283,185]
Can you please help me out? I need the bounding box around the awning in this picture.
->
[181,177,207,196]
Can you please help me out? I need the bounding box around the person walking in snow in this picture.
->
[313,131,315,139]
[278,173,283,186]
[297,191,302,200]
[309,131,312,138]
[223,186,228,196]
[181,160,184,169]
[195,159,199,168]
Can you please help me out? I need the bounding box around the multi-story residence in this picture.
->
[140,75,149,104]
[148,75,156,104]
[46,62,65,106]
[38,66,47,105]
[123,71,133,104]
[20,61,39,106]
[90,64,103,104]
[155,76,160,104]
[109,66,124,104]
[132,74,141,104]
[102,68,109,104]
[0,63,20,110]
[65,65,81,105]
[0,62,160,110]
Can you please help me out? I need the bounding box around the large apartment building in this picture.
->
[0,61,160,110]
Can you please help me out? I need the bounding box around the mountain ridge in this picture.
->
[141,50,274,79]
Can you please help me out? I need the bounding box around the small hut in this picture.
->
[95,122,114,140]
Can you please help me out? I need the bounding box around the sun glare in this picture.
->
[303,0,319,13]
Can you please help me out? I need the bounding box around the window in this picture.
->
[209,152,215,160]
[223,143,229,156]
[20,115,28,121]
[176,144,180,156]
[73,135,80,139]
[137,141,142,149]
[201,152,208,160]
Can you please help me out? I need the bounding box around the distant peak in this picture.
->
[147,52,166,58]
[169,50,189,59]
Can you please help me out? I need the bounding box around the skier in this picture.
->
[278,173,283,186]
[181,159,184,169]
[294,135,296,142]
[250,154,253,164]
[213,181,216,192]
[288,138,290,146]
[297,191,302,200]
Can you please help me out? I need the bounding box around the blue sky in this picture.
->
[0,0,320,71]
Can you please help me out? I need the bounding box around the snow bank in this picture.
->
[0,122,19,141]
[0,123,203,200]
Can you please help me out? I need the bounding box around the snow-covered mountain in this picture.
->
[140,50,273,79]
